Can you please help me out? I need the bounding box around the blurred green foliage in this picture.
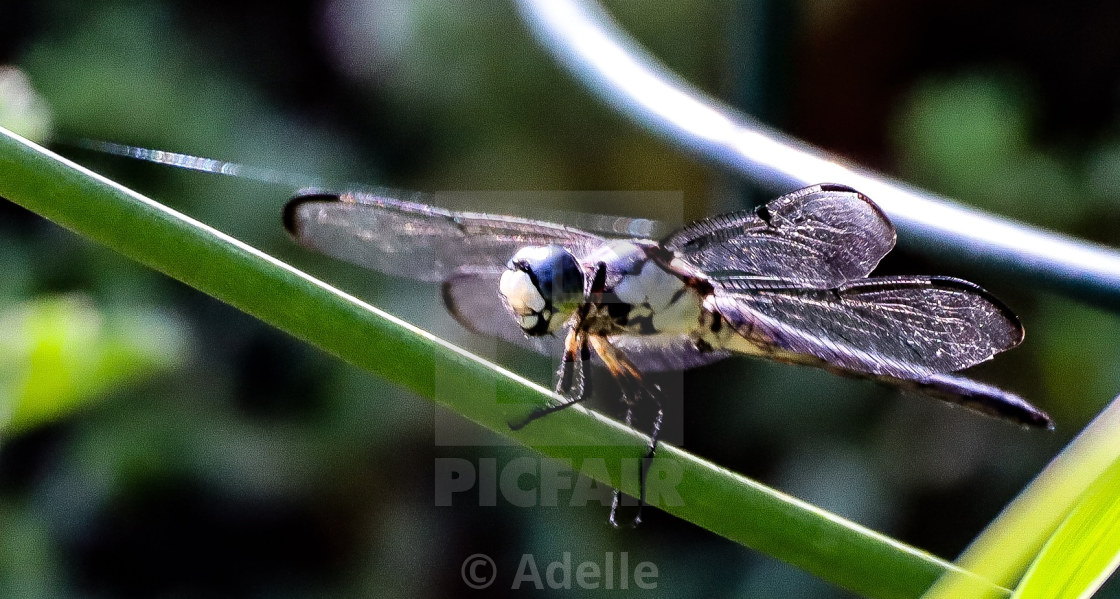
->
[893,72,1120,231]
[0,294,185,432]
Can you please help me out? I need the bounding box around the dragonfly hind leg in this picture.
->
[609,394,663,528]
[589,336,664,527]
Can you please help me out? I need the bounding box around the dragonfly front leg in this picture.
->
[508,330,592,431]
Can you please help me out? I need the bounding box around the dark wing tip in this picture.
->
[815,183,860,194]
[440,275,480,334]
[282,190,342,237]
[787,184,895,249]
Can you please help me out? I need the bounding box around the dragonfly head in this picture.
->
[499,245,585,336]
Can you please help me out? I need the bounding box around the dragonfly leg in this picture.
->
[585,336,666,527]
[609,392,662,528]
[632,398,664,526]
[609,405,636,527]
[508,333,592,431]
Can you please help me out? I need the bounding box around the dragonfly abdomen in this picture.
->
[840,369,1053,428]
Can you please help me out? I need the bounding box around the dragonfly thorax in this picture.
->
[499,245,585,336]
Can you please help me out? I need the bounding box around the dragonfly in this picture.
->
[78,143,1052,524]
[283,183,1053,525]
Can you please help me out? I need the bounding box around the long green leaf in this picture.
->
[923,396,1120,599]
[0,126,1000,599]
[1010,455,1120,599]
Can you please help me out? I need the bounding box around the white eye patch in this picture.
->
[499,269,546,315]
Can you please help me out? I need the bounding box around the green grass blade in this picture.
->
[923,396,1120,599]
[1010,455,1120,599]
[0,126,999,599]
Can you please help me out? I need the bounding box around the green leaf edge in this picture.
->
[1010,455,1120,599]
[0,126,1002,599]
[923,396,1120,599]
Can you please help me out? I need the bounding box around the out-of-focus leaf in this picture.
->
[923,396,1120,599]
[1011,456,1120,599]
[0,294,187,431]
[895,73,1030,182]
[892,72,1083,229]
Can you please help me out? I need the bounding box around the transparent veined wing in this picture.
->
[608,334,731,372]
[663,184,896,288]
[442,267,729,372]
[709,275,1023,380]
[284,190,608,282]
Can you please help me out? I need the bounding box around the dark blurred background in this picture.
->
[1,0,1119,597]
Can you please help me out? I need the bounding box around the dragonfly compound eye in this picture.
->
[499,245,585,336]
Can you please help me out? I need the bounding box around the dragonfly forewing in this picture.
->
[663,184,896,288]
[284,191,607,282]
